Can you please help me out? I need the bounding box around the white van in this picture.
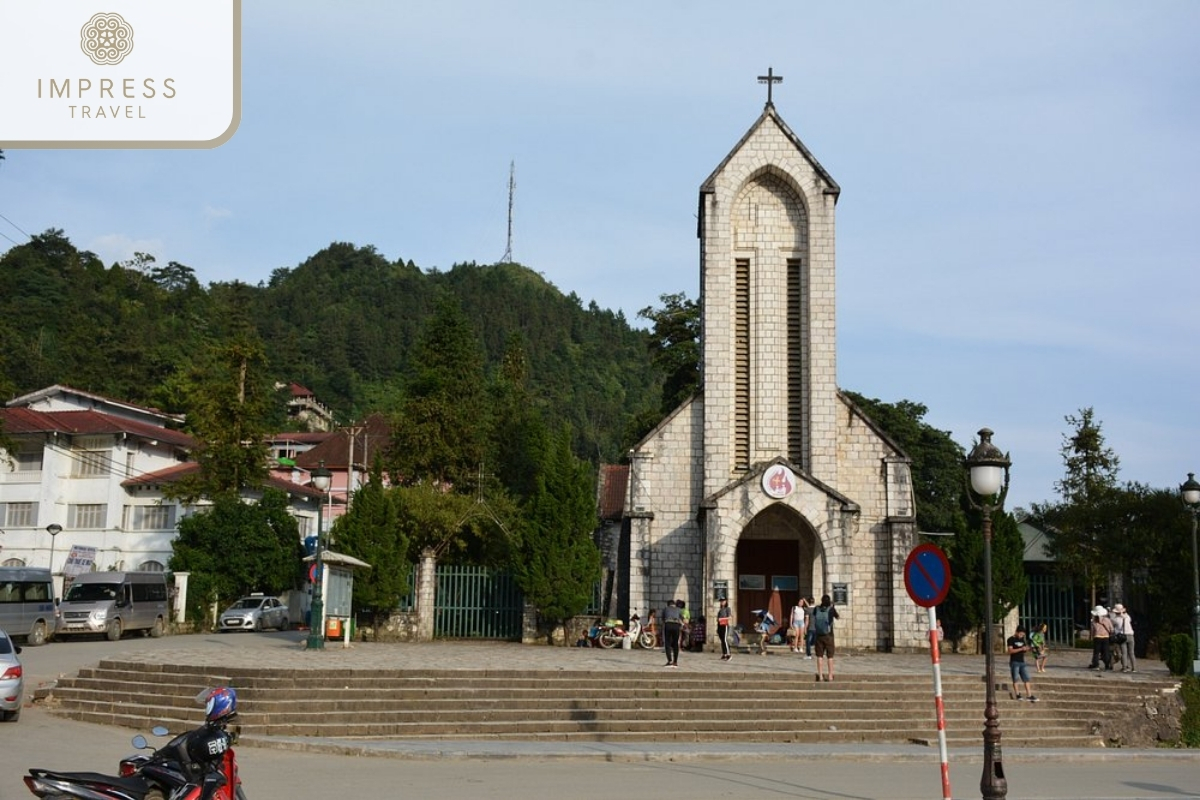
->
[56,571,168,641]
[0,567,58,646]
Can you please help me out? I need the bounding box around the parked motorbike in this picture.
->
[24,687,244,800]
[122,687,244,800]
[597,615,657,649]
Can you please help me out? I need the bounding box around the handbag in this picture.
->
[1113,632,1127,645]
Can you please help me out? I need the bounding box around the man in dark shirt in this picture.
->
[1007,624,1039,702]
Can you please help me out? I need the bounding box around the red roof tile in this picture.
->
[123,461,327,500]
[0,408,194,448]
[294,414,391,470]
[597,464,629,521]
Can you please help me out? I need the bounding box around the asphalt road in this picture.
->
[6,704,1200,800]
[6,632,1200,800]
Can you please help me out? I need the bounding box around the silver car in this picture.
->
[218,596,288,632]
[0,629,24,722]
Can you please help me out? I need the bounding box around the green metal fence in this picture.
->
[1021,571,1077,646]
[434,564,524,639]
[396,563,418,612]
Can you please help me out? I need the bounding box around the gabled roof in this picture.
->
[122,461,328,500]
[294,414,391,471]
[0,407,194,449]
[699,104,841,199]
[7,384,184,425]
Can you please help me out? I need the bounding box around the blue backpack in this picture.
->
[813,606,833,635]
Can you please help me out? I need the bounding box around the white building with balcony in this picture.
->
[0,385,325,596]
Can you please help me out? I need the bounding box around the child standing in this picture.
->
[1031,622,1049,673]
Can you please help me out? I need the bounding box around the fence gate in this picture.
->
[434,564,523,639]
[1022,572,1077,646]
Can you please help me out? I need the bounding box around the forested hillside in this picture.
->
[0,230,663,464]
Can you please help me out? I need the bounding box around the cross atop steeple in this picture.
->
[757,67,783,107]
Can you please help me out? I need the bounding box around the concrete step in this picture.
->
[47,662,1178,749]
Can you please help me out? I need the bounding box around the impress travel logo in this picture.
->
[0,1,241,148]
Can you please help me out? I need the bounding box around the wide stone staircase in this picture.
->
[45,660,1180,748]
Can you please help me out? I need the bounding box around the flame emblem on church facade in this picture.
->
[762,465,796,499]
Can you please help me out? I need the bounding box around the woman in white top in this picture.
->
[1111,603,1136,672]
[789,601,806,653]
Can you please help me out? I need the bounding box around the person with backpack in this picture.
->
[803,595,817,659]
[812,594,839,682]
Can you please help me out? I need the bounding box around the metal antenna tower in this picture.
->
[501,160,515,263]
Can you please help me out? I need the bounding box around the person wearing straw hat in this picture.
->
[1087,605,1114,671]
[1111,603,1136,672]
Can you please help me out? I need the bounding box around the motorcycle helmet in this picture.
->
[204,686,238,723]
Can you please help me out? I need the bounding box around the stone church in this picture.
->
[612,88,922,652]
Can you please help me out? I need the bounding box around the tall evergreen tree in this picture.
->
[388,295,489,487]
[169,336,276,502]
[329,458,410,633]
[512,429,602,626]
[1034,407,1121,606]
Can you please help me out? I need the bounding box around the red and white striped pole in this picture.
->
[929,605,952,800]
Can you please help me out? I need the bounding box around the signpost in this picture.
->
[905,543,953,800]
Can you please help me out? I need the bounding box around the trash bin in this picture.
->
[325,617,342,639]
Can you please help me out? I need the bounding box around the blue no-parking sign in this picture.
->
[904,544,952,608]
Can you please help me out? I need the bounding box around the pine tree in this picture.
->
[1038,407,1121,606]
[513,429,601,625]
[387,295,489,487]
[168,336,275,502]
[638,292,700,415]
[329,458,409,632]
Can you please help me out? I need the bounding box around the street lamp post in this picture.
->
[965,428,1011,800]
[305,462,332,651]
[1180,473,1200,677]
[46,523,63,599]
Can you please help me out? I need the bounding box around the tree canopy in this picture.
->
[168,488,303,625]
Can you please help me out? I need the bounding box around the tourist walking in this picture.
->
[662,600,683,668]
[1088,605,1113,671]
[812,594,839,681]
[1007,624,1039,701]
[1111,603,1136,672]
[716,597,733,660]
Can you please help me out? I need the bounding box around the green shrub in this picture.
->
[1182,676,1200,748]
[1162,634,1196,676]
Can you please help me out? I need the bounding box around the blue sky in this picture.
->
[2,2,1198,511]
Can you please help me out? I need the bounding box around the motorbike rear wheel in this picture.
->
[598,631,618,649]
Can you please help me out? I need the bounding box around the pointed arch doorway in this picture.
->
[735,505,818,631]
